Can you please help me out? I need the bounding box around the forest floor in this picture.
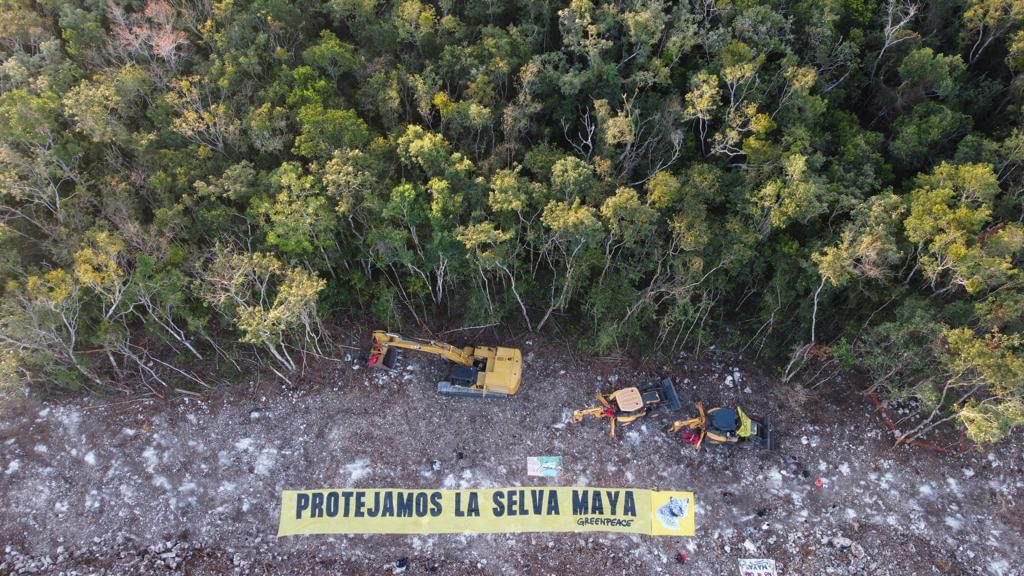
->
[1,331,1022,576]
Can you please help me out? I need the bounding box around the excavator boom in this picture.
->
[368,331,474,366]
[367,330,522,397]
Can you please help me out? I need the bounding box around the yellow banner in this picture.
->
[277,487,694,537]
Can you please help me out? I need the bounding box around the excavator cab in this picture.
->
[367,331,523,398]
[448,364,480,388]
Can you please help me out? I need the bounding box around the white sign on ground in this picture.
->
[526,456,562,477]
[738,558,777,576]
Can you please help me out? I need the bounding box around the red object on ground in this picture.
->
[680,430,700,445]
[676,552,688,564]
[815,478,825,488]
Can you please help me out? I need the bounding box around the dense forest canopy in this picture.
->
[1,0,1022,443]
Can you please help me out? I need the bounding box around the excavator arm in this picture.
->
[666,402,708,450]
[368,331,474,367]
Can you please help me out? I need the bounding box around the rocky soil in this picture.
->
[1,335,1022,575]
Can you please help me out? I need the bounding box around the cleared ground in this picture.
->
[1,335,1022,575]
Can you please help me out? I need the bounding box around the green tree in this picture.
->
[253,162,338,262]
[890,103,969,171]
[199,248,325,373]
[904,162,1022,294]
[536,197,603,331]
[293,104,371,160]
[302,30,358,83]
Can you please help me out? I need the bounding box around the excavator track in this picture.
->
[436,381,511,398]
[660,378,682,411]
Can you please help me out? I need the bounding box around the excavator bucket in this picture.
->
[748,416,777,450]
[381,348,402,369]
[661,378,682,411]
[367,345,402,369]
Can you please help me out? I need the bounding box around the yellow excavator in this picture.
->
[665,401,775,451]
[573,378,681,437]
[366,330,523,398]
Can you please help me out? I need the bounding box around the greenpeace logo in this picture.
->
[575,517,635,527]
